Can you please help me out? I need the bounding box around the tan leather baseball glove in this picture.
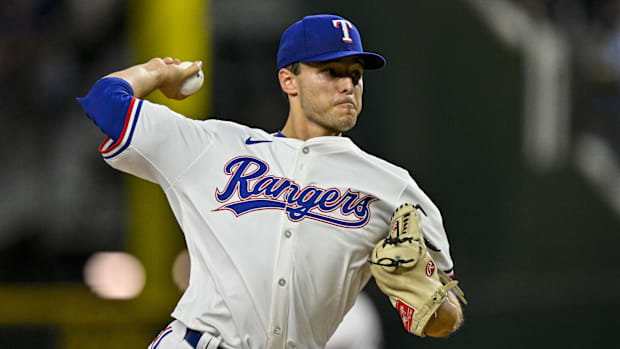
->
[369,203,467,337]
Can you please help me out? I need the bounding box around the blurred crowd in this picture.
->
[0,0,129,282]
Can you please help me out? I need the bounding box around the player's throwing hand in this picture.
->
[105,57,202,100]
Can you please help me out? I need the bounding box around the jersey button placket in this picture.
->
[267,215,297,346]
[268,144,309,347]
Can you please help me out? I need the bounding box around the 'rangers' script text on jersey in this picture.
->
[214,156,378,228]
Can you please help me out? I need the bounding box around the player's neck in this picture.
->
[281,113,341,141]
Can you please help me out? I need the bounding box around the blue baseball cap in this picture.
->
[277,14,386,70]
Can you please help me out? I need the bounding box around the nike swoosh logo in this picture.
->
[245,137,272,145]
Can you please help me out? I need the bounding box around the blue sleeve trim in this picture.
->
[77,77,135,141]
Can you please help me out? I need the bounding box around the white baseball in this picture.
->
[179,61,204,96]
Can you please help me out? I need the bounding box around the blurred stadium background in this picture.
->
[2,0,620,348]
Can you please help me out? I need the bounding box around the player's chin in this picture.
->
[332,109,359,131]
[335,113,358,132]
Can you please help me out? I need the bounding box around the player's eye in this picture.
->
[347,70,362,85]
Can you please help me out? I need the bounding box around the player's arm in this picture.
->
[369,202,467,339]
[77,57,202,142]
[77,57,211,185]
[105,57,202,99]
[423,291,464,337]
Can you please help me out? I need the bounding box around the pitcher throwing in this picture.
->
[78,14,465,349]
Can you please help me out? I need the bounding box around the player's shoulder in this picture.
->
[138,103,255,135]
[351,142,412,180]
[200,118,272,138]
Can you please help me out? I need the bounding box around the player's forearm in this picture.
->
[424,291,464,338]
[105,58,168,98]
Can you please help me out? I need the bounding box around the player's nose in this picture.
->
[337,76,355,94]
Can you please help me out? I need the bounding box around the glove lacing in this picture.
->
[368,211,422,267]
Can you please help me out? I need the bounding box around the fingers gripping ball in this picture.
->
[369,203,467,337]
[179,61,204,96]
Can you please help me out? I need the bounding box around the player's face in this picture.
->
[296,57,364,134]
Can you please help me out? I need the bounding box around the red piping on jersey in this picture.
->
[149,326,172,349]
[99,97,136,154]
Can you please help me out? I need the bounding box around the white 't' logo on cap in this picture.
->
[332,19,354,43]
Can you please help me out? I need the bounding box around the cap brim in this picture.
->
[300,51,386,70]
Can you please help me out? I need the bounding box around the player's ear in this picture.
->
[278,68,298,97]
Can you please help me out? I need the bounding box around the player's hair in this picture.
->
[286,62,300,75]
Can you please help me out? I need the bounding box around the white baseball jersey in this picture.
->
[98,97,455,349]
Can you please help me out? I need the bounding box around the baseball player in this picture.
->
[78,14,464,349]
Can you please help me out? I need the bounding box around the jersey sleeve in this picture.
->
[77,77,215,187]
[77,77,135,141]
[398,176,455,277]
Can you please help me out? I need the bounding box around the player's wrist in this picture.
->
[142,58,170,87]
